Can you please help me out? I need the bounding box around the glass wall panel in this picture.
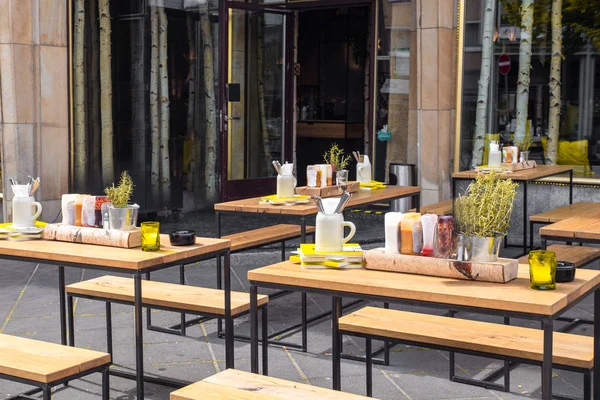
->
[71,0,220,213]
[459,0,600,176]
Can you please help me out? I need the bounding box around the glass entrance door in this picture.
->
[220,3,291,200]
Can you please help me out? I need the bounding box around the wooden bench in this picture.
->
[66,275,269,372]
[518,244,600,268]
[172,369,375,400]
[339,306,593,398]
[529,202,600,249]
[0,333,110,400]
[410,199,452,215]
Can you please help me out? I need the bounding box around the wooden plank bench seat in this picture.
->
[410,199,452,215]
[223,224,316,253]
[0,333,110,399]
[339,306,593,397]
[518,244,600,268]
[66,275,269,370]
[172,369,375,400]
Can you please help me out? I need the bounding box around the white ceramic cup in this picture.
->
[315,212,356,252]
[13,195,42,228]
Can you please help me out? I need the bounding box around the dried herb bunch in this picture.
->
[104,171,134,208]
[455,171,518,237]
[515,135,533,152]
[323,143,352,171]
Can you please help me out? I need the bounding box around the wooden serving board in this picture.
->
[364,248,518,283]
[296,181,360,198]
[43,224,141,248]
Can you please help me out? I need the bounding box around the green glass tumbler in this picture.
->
[141,222,160,252]
[529,250,556,290]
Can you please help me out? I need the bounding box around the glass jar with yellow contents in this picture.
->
[141,222,161,252]
[529,250,557,290]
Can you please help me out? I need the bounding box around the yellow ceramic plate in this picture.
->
[260,194,311,205]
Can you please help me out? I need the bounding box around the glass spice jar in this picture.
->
[437,216,454,259]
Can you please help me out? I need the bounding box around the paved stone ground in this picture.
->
[0,210,595,399]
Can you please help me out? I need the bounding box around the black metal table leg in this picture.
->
[569,169,573,205]
[415,192,421,213]
[301,292,308,352]
[133,273,145,400]
[541,318,553,400]
[59,266,67,346]
[224,250,234,369]
[250,285,259,374]
[262,306,268,376]
[523,182,528,254]
[179,265,186,336]
[593,290,600,400]
[332,296,342,391]
[366,338,373,397]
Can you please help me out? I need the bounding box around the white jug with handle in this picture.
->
[315,196,356,252]
[12,185,42,228]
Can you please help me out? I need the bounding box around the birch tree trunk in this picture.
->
[256,15,272,173]
[514,0,534,143]
[150,6,160,200]
[186,16,198,194]
[200,8,218,203]
[99,0,114,188]
[546,0,563,164]
[73,0,87,191]
[158,7,171,204]
[471,0,496,168]
[89,0,102,187]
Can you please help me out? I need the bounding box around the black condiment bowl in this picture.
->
[169,230,196,246]
[556,261,576,283]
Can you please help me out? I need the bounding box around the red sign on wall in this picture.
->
[499,53,511,75]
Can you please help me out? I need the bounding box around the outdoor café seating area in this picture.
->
[1,161,600,400]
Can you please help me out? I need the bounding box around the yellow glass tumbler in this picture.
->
[141,222,160,252]
[529,250,556,290]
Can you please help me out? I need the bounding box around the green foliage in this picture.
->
[455,172,518,237]
[323,143,352,171]
[515,134,533,151]
[500,0,600,53]
[104,171,134,208]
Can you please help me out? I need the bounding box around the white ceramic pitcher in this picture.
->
[315,212,356,252]
[12,185,42,228]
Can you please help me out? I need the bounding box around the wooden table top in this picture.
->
[540,209,600,240]
[530,202,600,223]
[214,186,420,216]
[452,165,573,181]
[248,261,600,316]
[0,235,230,271]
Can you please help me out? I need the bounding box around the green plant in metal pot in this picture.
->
[323,143,352,173]
[104,171,139,230]
[455,171,518,261]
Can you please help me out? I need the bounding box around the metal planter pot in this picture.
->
[465,236,503,262]
[108,204,140,231]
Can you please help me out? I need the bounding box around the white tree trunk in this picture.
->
[514,0,534,143]
[73,0,86,191]
[256,15,272,173]
[547,0,562,164]
[150,6,160,200]
[186,15,198,193]
[200,8,218,203]
[158,6,171,204]
[471,0,496,168]
[99,0,114,188]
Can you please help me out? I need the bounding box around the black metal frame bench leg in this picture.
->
[366,337,373,397]
[145,268,190,336]
[262,306,269,375]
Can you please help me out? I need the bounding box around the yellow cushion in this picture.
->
[541,138,593,175]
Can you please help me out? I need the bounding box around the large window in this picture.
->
[71,0,220,212]
[459,0,600,176]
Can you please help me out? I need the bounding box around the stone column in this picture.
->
[0,0,69,222]
[413,0,457,206]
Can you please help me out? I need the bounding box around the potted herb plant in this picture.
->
[323,143,352,185]
[455,172,518,261]
[515,134,533,161]
[104,171,139,230]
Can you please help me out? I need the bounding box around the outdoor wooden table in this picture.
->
[247,261,600,400]
[215,186,420,352]
[214,186,421,242]
[452,165,574,255]
[0,236,231,400]
[539,208,600,246]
